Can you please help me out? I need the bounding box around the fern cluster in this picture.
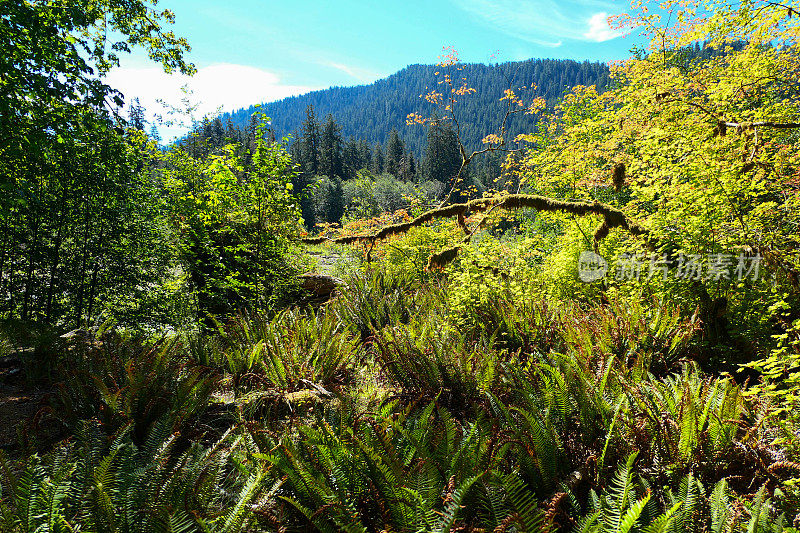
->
[3,268,800,532]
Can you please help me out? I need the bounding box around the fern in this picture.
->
[602,452,638,533]
[641,502,681,533]
[617,492,651,533]
[433,474,482,533]
[710,479,732,533]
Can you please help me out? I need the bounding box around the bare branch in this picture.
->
[724,120,800,130]
[660,98,800,131]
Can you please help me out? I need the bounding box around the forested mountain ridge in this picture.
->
[221,59,611,154]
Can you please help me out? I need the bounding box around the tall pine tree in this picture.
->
[319,114,343,179]
[372,142,385,174]
[127,97,146,130]
[292,104,322,228]
[300,104,320,175]
[343,138,361,179]
[385,128,405,177]
[423,121,460,187]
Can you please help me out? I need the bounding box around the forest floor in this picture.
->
[306,249,343,275]
[0,356,61,457]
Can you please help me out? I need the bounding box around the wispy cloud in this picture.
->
[321,61,383,83]
[583,12,623,42]
[105,63,316,140]
[453,0,623,45]
[199,6,383,85]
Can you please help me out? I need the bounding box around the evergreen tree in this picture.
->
[343,138,361,179]
[314,177,345,224]
[423,122,460,187]
[290,138,316,229]
[246,114,259,152]
[289,140,303,170]
[300,104,320,175]
[372,142,385,174]
[400,152,417,182]
[385,128,405,177]
[358,139,372,170]
[148,124,161,144]
[127,97,146,130]
[291,105,324,228]
[210,117,224,147]
[319,114,343,179]
[479,150,503,189]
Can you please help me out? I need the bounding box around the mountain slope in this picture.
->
[221,59,610,154]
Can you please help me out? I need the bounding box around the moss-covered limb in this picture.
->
[302,194,649,247]
[428,206,503,269]
[306,193,650,271]
[428,246,463,270]
[300,202,468,245]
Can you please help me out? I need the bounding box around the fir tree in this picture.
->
[401,152,417,182]
[290,137,316,229]
[372,142,384,174]
[127,97,146,130]
[319,114,343,179]
[385,128,405,177]
[343,138,361,179]
[148,124,161,144]
[423,121,460,186]
[300,104,320,175]
[358,139,372,170]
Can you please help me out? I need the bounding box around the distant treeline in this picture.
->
[219,59,612,155]
[182,104,472,229]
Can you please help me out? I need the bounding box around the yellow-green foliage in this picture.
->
[445,236,528,327]
[532,216,632,301]
[383,222,460,278]
[745,316,800,425]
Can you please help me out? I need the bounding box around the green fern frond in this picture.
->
[710,479,731,533]
[433,474,482,533]
[602,452,638,533]
[618,492,651,533]
[642,502,681,533]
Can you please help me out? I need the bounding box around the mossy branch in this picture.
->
[303,193,650,268]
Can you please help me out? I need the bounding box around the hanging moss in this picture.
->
[303,193,651,268]
[612,162,626,191]
[427,246,462,270]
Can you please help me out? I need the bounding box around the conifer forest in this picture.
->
[1,1,800,531]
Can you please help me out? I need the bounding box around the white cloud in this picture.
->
[453,0,622,45]
[104,63,315,141]
[583,12,623,42]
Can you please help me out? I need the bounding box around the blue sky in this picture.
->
[107,0,640,138]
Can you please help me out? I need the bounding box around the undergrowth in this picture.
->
[2,267,799,532]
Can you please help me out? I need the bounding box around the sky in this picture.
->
[105,0,641,140]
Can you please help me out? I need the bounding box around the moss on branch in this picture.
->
[303,193,650,268]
